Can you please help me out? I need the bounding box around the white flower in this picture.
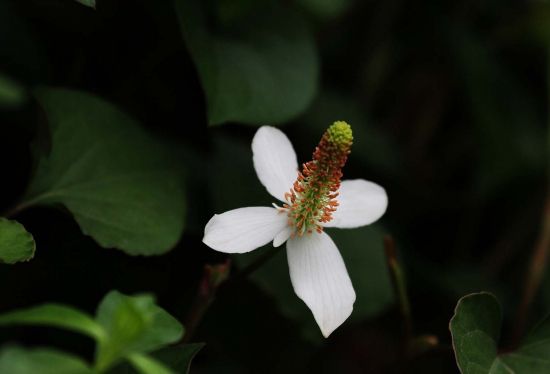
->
[203,125,388,337]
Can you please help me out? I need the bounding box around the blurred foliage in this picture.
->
[176,0,318,125]
[0,291,199,374]
[1,0,550,372]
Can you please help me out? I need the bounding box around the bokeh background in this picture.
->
[2,0,550,372]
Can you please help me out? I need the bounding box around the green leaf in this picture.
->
[452,29,545,196]
[74,0,96,8]
[0,73,26,109]
[126,353,174,374]
[0,304,105,341]
[176,0,319,125]
[0,346,93,374]
[0,218,35,264]
[235,225,392,342]
[94,291,184,371]
[450,292,550,373]
[25,88,185,255]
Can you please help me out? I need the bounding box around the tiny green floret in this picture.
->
[326,121,353,150]
[283,121,353,236]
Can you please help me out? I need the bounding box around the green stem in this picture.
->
[512,46,550,345]
[383,235,413,344]
[1,203,27,218]
[513,198,550,345]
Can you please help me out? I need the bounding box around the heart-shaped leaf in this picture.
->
[24,88,185,256]
[176,0,319,125]
[450,292,550,373]
[0,218,35,264]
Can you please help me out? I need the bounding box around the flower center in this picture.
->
[282,121,353,236]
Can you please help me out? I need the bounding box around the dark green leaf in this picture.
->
[0,304,105,341]
[0,218,35,264]
[0,73,26,109]
[0,346,93,374]
[94,291,184,371]
[75,0,96,8]
[453,30,545,195]
[25,88,185,255]
[450,292,550,373]
[176,0,319,125]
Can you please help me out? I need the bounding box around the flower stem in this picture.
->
[512,47,550,345]
[383,235,413,344]
[182,260,231,344]
[513,196,550,344]
[1,203,25,218]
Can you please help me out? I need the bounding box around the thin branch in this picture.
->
[384,235,413,343]
[181,260,231,344]
[513,197,550,345]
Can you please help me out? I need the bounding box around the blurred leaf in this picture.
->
[176,0,318,125]
[0,73,26,109]
[75,0,96,8]
[297,0,353,19]
[0,346,93,374]
[0,218,35,264]
[126,353,174,374]
[0,303,105,341]
[24,88,185,256]
[235,225,392,342]
[450,292,550,373]
[94,291,184,371]
[453,30,545,195]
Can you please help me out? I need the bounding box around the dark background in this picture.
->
[1,0,549,372]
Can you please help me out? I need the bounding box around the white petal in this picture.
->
[286,232,356,337]
[273,226,292,247]
[203,207,288,253]
[252,126,298,201]
[324,179,388,229]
